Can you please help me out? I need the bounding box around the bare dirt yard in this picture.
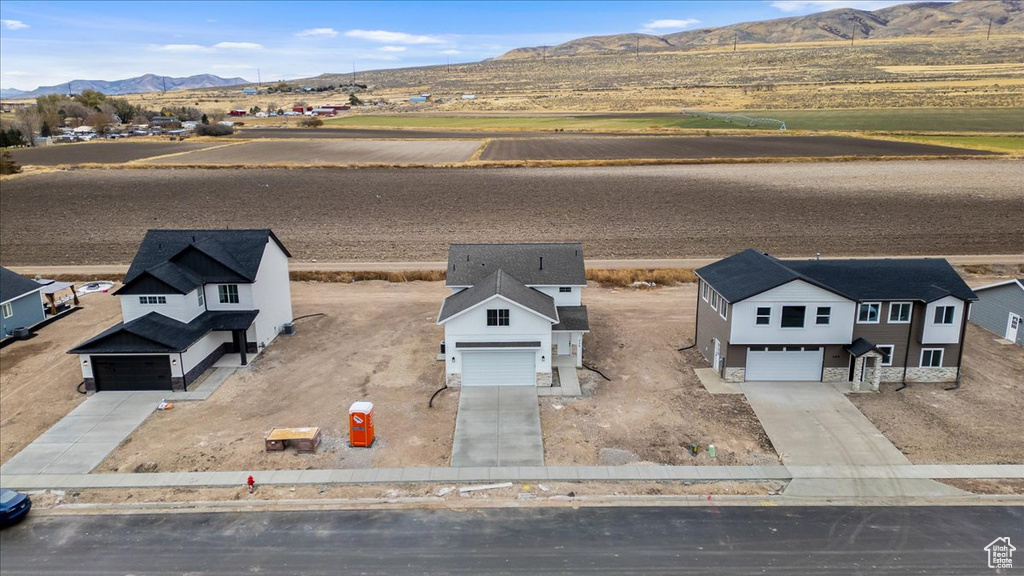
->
[479,135,995,161]
[1,161,1021,266]
[146,140,484,166]
[0,290,122,464]
[850,324,1024,465]
[94,281,774,474]
[7,141,223,166]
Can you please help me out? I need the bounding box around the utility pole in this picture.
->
[734,32,738,52]
[850,24,855,47]
[635,37,639,62]
[542,47,546,63]
[447,56,451,74]
[257,68,261,88]
[162,77,167,93]
[351,62,356,86]
[987,17,992,40]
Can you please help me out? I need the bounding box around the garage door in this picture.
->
[462,350,535,387]
[745,347,823,381]
[93,355,173,391]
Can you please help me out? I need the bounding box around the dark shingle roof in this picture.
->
[446,243,585,287]
[69,310,258,354]
[846,337,879,357]
[697,249,976,304]
[0,266,43,304]
[552,306,590,332]
[438,269,558,323]
[120,229,290,294]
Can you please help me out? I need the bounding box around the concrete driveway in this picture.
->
[451,387,544,468]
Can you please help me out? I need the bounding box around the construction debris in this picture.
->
[459,482,513,494]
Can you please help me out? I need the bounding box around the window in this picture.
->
[815,306,831,325]
[218,284,239,304]
[719,301,728,320]
[701,282,710,302]
[933,305,955,325]
[710,291,719,311]
[197,290,204,307]
[877,345,894,366]
[486,309,510,326]
[138,296,166,304]
[889,302,912,324]
[858,302,880,323]
[1,302,11,319]
[559,287,572,293]
[920,348,943,367]
[781,306,806,328]
[756,307,771,325]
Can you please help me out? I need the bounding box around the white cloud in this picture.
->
[345,29,444,44]
[295,27,339,38]
[153,44,210,52]
[213,42,262,50]
[769,1,914,13]
[2,19,29,30]
[641,18,700,32]
[440,49,461,55]
[379,46,407,52]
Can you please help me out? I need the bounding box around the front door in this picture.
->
[1007,313,1021,341]
[713,339,721,373]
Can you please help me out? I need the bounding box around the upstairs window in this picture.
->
[701,282,710,302]
[815,306,831,325]
[139,296,166,305]
[933,305,955,325]
[559,287,572,293]
[711,291,719,311]
[755,307,771,325]
[218,284,239,304]
[858,302,880,323]
[1,303,11,319]
[197,290,205,307]
[487,309,510,327]
[781,306,806,328]
[719,301,728,321]
[889,302,912,323]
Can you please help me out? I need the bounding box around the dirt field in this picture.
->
[0,290,123,464]
[480,135,994,161]
[91,282,774,473]
[146,140,484,166]
[7,141,222,166]
[1,161,1021,266]
[850,324,1024,465]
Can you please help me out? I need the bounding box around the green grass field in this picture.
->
[884,135,1024,153]
[326,108,1024,133]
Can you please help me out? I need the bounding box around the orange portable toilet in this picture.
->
[348,401,375,447]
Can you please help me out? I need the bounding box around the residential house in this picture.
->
[437,243,589,387]
[695,249,977,389]
[969,279,1023,347]
[70,229,292,392]
[0,266,46,339]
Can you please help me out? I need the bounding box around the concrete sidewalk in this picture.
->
[451,387,544,467]
[1,464,1020,491]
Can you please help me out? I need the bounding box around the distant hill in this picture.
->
[0,73,249,99]
[498,0,1024,58]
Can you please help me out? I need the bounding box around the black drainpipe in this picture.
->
[897,307,915,391]
[947,302,970,391]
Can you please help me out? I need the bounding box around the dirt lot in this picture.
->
[1,161,1021,266]
[479,135,994,161]
[850,324,1024,465]
[147,140,484,166]
[0,290,122,464]
[91,282,773,473]
[7,141,222,166]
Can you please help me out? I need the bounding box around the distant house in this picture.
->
[438,243,589,387]
[309,108,337,116]
[970,279,1023,347]
[242,88,258,95]
[228,109,247,117]
[409,96,428,103]
[70,229,293,392]
[0,266,45,339]
[150,116,179,125]
[695,249,977,389]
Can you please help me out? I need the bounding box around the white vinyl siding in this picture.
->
[922,296,964,344]
[204,283,254,311]
[248,239,294,348]
[462,350,535,386]
[731,280,855,345]
[746,347,823,381]
[442,296,552,379]
[530,286,581,307]
[120,290,204,323]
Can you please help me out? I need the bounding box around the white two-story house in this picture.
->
[437,243,589,387]
[70,229,292,392]
[695,249,977,390]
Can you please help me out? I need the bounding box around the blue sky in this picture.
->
[1,1,916,89]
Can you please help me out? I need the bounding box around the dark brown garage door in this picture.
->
[93,356,173,391]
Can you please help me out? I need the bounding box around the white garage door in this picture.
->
[462,350,536,387]
[746,348,823,381]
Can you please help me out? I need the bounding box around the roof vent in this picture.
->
[539,256,544,270]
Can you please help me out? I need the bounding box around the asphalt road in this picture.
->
[1,506,1019,575]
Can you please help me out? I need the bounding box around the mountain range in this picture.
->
[0,73,248,100]
[498,0,1023,59]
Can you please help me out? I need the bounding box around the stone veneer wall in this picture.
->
[724,368,745,383]
[446,372,462,387]
[536,372,552,387]
[822,367,848,382]
[904,366,958,383]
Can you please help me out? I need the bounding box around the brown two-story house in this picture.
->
[694,249,977,390]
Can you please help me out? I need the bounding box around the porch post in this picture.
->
[870,356,881,392]
[236,330,247,366]
[851,357,862,393]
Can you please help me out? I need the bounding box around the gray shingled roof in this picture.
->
[438,269,558,324]
[446,243,585,287]
[697,249,976,304]
[0,266,43,305]
[846,337,879,357]
[552,306,590,332]
[69,310,258,354]
[120,229,290,294]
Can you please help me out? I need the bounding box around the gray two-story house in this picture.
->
[695,249,977,389]
[1,266,45,340]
